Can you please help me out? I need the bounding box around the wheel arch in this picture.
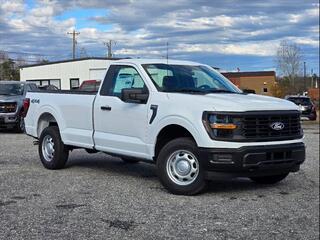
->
[154,124,198,160]
[37,112,59,138]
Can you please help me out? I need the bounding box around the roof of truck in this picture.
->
[115,58,203,66]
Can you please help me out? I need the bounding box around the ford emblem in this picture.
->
[270,122,285,131]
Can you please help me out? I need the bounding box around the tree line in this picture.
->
[271,40,319,98]
[0,51,48,81]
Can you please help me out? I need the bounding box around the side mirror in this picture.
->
[121,88,149,104]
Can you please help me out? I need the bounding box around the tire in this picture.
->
[15,116,25,133]
[121,157,140,164]
[39,126,69,170]
[157,137,206,195]
[250,173,289,184]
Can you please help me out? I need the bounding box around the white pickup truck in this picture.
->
[24,59,305,195]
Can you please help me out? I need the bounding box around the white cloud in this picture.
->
[0,0,318,73]
[0,0,25,13]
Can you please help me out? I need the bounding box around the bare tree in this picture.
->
[276,41,302,86]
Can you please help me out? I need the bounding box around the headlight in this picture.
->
[202,112,240,139]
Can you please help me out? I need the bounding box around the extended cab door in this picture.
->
[93,64,151,159]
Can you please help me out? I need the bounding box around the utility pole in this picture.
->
[311,68,313,88]
[303,61,306,91]
[67,29,80,59]
[104,40,116,58]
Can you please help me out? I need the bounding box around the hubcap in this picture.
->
[42,135,55,162]
[166,150,199,186]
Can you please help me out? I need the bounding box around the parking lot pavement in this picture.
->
[0,123,319,240]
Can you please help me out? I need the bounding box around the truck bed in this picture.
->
[25,90,96,149]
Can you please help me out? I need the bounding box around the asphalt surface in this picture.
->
[0,123,319,240]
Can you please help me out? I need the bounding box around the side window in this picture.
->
[100,65,146,97]
[144,65,173,89]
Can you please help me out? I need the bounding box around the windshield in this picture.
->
[288,97,311,105]
[0,83,24,95]
[142,64,241,94]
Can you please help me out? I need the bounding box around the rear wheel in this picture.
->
[39,126,69,169]
[157,137,206,195]
[250,173,289,184]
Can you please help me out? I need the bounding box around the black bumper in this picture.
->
[199,142,305,179]
[0,116,18,129]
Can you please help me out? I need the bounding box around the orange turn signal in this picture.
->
[210,123,237,130]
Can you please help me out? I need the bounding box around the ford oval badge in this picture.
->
[270,122,285,131]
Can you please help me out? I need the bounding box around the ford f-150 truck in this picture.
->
[24,59,305,195]
[0,81,37,132]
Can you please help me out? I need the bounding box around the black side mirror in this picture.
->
[121,88,149,104]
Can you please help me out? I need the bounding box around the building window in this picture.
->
[26,79,61,89]
[70,78,80,89]
[263,87,268,93]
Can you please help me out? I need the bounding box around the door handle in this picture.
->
[101,105,112,111]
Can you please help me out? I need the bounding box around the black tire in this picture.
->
[39,126,69,169]
[250,173,289,184]
[121,157,140,164]
[15,116,25,133]
[157,137,206,195]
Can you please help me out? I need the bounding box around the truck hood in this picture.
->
[167,93,299,112]
[0,95,23,102]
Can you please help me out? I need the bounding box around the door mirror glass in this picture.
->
[121,88,149,104]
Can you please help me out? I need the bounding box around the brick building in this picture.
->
[221,71,276,96]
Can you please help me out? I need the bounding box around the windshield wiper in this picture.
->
[205,89,240,94]
[164,88,206,93]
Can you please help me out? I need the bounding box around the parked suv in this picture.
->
[285,95,317,121]
[0,81,37,132]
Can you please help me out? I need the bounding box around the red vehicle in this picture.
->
[79,80,101,92]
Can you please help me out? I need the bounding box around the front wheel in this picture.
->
[39,126,69,169]
[157,137,206,195]
[250,173,289,184]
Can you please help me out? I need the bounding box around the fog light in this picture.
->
[210,154,233,164]
[9,117,16,120]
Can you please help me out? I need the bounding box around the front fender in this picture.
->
[149,115,202,147]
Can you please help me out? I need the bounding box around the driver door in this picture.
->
[93,65,151,159]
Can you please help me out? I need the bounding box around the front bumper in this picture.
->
[301,112,317,121]
[199,142,305,179]
[0,114,19,128]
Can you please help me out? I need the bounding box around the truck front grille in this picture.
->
[0,102,17,113]
[242,112,301,140]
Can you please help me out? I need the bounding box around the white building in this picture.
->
[20,58,119,90]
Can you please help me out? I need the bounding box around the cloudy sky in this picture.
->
[0,0,319,73]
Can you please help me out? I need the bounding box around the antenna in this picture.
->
[166,42,169,64]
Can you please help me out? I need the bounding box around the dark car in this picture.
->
[286,95,317,121]
[0,81,37,132]
[79,80,101,92]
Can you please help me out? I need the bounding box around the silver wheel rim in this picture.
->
[166,150,199,186]
[42,135,55,162]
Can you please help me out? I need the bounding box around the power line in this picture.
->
[2,50,46,56]
[67,29,80,59]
